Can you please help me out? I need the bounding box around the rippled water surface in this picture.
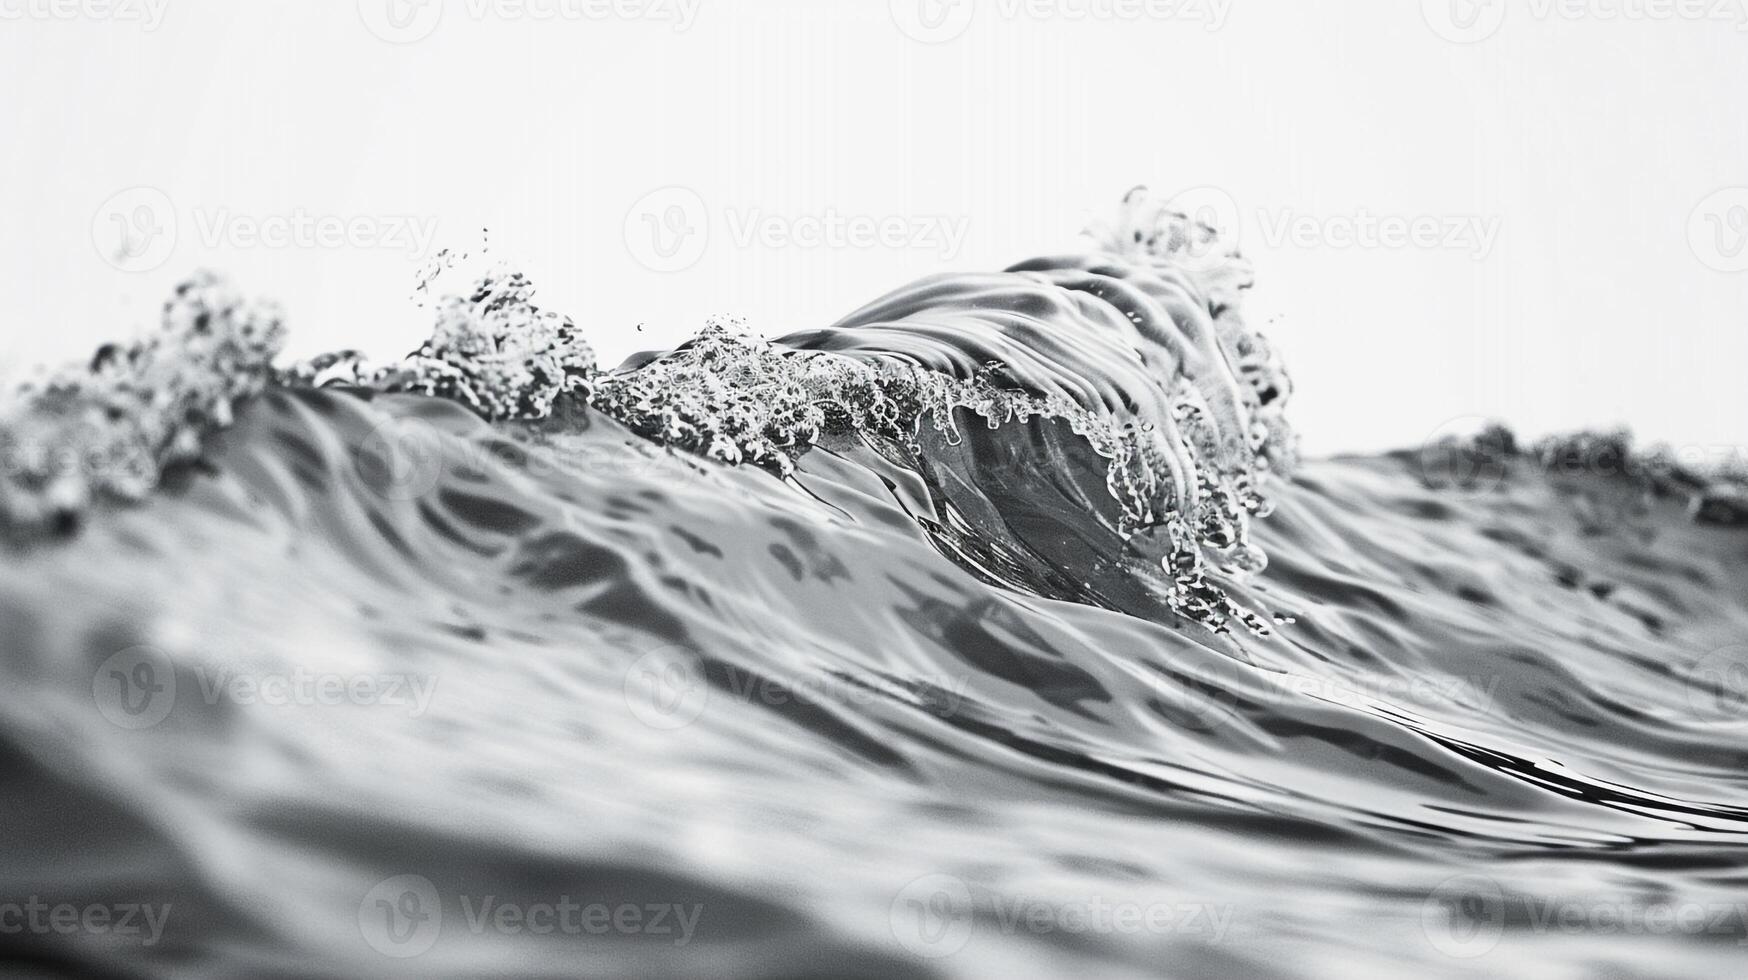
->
[3,194,1747,979]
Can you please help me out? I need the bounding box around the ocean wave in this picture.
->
[3,189,1297,632]
[5,191,1748,978]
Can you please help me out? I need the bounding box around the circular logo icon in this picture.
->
[1159,185,1242,274]
[1688,644,1748,721]
[623,645,711,730]
[358,0,444,43]
[889,873,975,959]
[1159,661,1243,734]
[1417,416,1513,492]
[93,187,176,273]
[1421,874,1505,958]
[1421,0,1507,43]
[356,416,449,501]
[93,645,177,730]
[1688,188,1748,273]
[890,0,976,43]
[359,874,442,958]
[624,186,710,273]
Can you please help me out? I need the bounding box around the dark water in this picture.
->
[3,193,1748,978]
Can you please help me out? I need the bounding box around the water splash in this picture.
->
[5,192,1748,979]
[8,189,1736,625]
[272,188,1305,630]
[0,272,284,536]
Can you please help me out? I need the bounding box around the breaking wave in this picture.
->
[3,190,1748,979]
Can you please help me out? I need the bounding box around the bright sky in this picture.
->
[4,0,1746,456]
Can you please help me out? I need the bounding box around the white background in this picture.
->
[3,0,1746,455]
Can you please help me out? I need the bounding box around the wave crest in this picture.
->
[2,190,1296,630]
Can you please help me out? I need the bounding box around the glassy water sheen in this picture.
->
[2,191,1747,979]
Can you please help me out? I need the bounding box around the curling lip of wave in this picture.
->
[1,188,1294,631]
